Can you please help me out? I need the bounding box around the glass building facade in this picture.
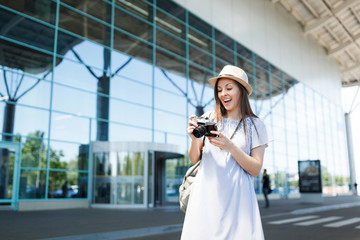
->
[0,0,350,210]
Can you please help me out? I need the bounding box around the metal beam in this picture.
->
[304,15,333,35]
[333,0,359,16]
[328,40,355,57]
[342,62,360,73]
[302,0,319,18]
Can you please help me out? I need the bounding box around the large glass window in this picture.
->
[59,4,111,47]
[156,48,185,74]
[21,135,47,169]
[111,75,152,107]
[114,4,152,42]
[110,99,152,129]
[48,171,87,198]
[156,0,185,22]
[113,30,153,64]
[0,67,51,109]
[13,106,49,138]
[111,53,153,86]
[61,0,112,23]
[51,113,90,143]
[154,67,186,95]
[0,8,55,51]
[108,123,152,142]
[154,110,187,136]
[19,170,46,199]
[49,140,88,171]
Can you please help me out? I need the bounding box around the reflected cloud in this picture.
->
[54,115,73,121]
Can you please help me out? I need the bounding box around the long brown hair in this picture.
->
[213,79,258,138]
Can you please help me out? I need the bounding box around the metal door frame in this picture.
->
[0,141,21,210]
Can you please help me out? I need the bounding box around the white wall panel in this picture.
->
[175,0,342,105]
[231,0,251,47]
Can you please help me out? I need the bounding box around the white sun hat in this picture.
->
[208,65,252,95]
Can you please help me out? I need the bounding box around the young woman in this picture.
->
[181,65,271,240]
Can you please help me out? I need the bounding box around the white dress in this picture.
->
[181,117,271,240]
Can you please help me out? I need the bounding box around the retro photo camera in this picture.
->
[192,116,217,138]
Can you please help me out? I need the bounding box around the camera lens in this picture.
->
[193,126,206,138]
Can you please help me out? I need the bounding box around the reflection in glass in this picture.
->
[93,152,111,203]
[48,171,86,198]
[110,97,152,128]
[133,152,144,176]
[0,147,15,199]
[95,181,111,203]
[111,53,153,85]
[13,106,49,139]
[156,29,185,57]
[156,0,185,22]
[93,151,144,205]
[117,152,132,176]
[47,171,88,199]
[165,157,185,203]
[108,123,152,142]
[1,67,52,94]
[237,43,252,60]
[215,44,233,64]
[111,75,152,106]
[19,170,46,199]
[52,84,96,118]
[49,141,88,171]
[154,89,186,114]
[61,0,112,23]
[0,8,55,51]
[114,6,152,42]
[113,30,153,65]
[154,110,187,135]
[59,5,111,47]
[237,57,252,76]
[117,181,131,204]
[134,181,144,204]
[0,40,52,141]
[115,0,152,22]
[51,113,90,144]
[148,151,153,206]
[156,49,185,74]
[155,67,186,94]
[156,11,185,39]
[189,45,212,70]
[215,29,233,49]
[188,12,212,37]
[189,28,212,53]
[21,134,47,168]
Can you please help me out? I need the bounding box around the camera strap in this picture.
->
[229,119,243,140]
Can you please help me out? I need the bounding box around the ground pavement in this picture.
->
[0,195,359,240]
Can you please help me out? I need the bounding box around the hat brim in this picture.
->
[208,76,253,95]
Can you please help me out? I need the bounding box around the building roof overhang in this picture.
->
[270,0,360,88]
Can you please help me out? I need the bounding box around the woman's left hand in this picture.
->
[207,131,234,151]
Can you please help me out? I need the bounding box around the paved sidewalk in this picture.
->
[0,195,359,240]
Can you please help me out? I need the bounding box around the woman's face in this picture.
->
[217,78,241,113]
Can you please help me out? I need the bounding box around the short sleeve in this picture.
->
[251,117,272,149]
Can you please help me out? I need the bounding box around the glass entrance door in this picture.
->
[0,141,21,210]
[92,151,146,207]
[153,151,185,206]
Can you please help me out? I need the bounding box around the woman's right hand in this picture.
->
[187,115,199,140]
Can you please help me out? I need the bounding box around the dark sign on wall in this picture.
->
[298,160,322,193]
